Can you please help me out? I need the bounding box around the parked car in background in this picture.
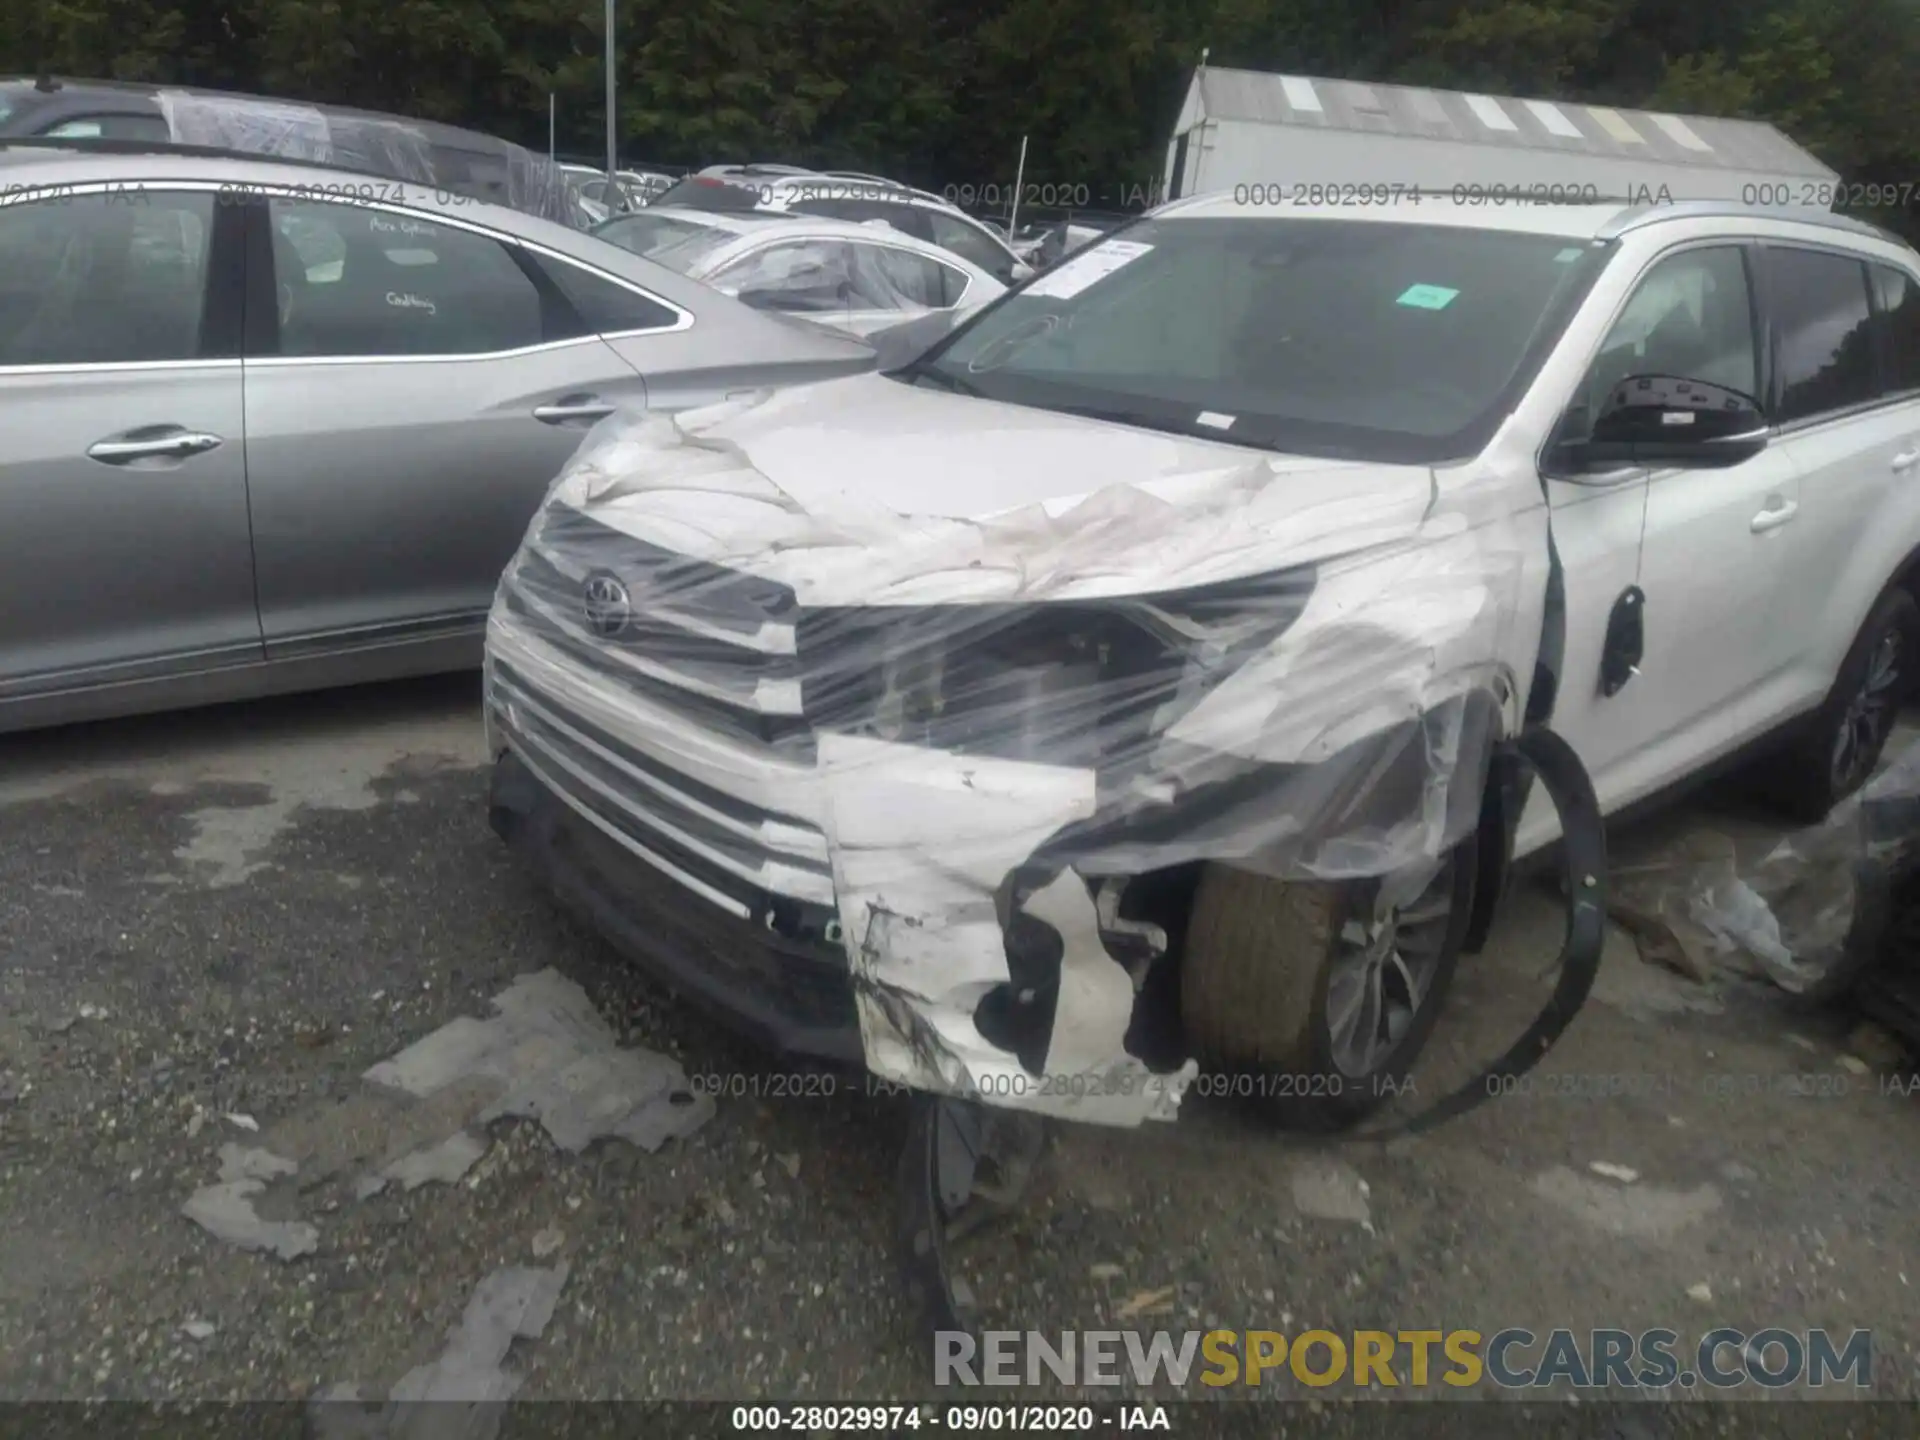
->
[1008,218,1117,268]
[558,164,639,220]
[0,75,590,226]
[592,207,1005,337]
[652,166,1032,287]
[0,141,875,735]
[618,168,677,203]
[555,163,680,216]
[559,166,615,223]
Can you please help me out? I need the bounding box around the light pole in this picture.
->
[604,0,617,186]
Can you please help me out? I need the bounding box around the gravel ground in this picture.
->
[2,674,1918,1421]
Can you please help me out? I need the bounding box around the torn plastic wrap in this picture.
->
[482,380,1549,1126]
[1611,735,1920,997]
[158,92,436,184]
[155,92,580,228]
[709,238,946,321]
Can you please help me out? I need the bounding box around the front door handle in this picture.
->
[1750,499,1799,533]
[1894,449,1920,472]
[87,427,224,464]
[532,394,616,425]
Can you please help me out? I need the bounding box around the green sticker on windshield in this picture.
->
[1396,283,1459,309]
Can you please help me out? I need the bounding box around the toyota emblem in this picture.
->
[582,571,632,638]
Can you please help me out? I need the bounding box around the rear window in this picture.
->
[40,113,170,140]
[650,177,769,214]
[592,213,734,274]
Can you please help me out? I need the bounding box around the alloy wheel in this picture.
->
[1324,858,1456,1078]
[1832,630,1903,793]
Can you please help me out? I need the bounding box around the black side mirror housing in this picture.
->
[1572,374,1769,470]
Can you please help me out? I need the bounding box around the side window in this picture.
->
[850,244,967,309]
[1569,246,1756,436]
[1763,246,1875,423]
[0,190,213,366]
[709,241,852,313]
[927,211,1014,278]
[41,113,171,141]
[269,200,544,357]
[876,204,937,243]
[1872,264,1920,397]
[531,254,680,335]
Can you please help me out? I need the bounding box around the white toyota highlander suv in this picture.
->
[484,192,1920,1132]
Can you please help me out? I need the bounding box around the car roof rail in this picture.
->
[899,185,962,210]
[692,163,814,180]
[1598,198,1911,247]
[0,133,448,189]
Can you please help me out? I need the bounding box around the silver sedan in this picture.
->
[0,146,875,734]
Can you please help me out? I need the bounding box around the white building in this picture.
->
[1163,66,1838,207]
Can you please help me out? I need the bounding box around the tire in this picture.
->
[1758,586,1920,826]
[1179,845,1475,1132]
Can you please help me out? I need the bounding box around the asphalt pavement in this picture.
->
[2,674,1917,1412]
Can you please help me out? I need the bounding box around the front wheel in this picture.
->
[1757,587,1919,825]
[1179,846,1475,1132]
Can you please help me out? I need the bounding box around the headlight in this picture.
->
[799,567,1316,769]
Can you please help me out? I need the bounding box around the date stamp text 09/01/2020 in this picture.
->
[686,1067,1912,1103]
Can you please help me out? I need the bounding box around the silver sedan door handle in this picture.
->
[87,428,224,464]
[1893,449,1920,472]
[532,394,616,424]
[1750,498,1799,533]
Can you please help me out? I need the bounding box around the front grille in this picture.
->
[505,508,812,750]
[492,504,838,926]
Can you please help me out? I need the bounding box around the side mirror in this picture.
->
[1574,374,1769,470]
[1008,260,1035,284]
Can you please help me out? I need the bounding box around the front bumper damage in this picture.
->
[483,388,1552,1131]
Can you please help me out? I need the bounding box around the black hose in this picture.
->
[1341,724,1609,1141]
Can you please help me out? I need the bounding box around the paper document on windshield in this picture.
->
[1023,240,1154,299]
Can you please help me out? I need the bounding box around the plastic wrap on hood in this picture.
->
[482,386,1547,1124]
[155,92,579,227]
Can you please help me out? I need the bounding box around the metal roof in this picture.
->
[1191,67,1833,180]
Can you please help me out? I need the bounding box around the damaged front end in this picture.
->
[483,384,1550,1133]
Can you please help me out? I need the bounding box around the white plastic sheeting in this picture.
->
[157,92,436,183]
[154,92,579,226]
[708,238,958,316]
[484,376,1548,1125]
[1611,737,1920,997]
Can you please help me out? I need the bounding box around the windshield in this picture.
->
[905,216,1610,464]
[593,213,735,274]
